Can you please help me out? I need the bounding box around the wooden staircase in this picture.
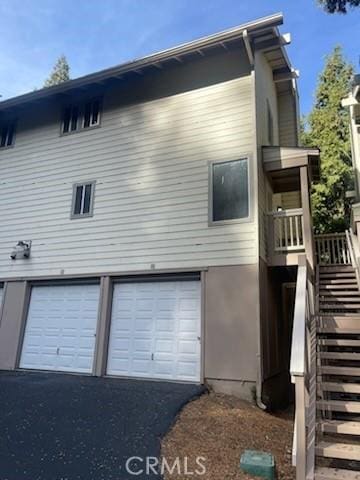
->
[315,264,360,478]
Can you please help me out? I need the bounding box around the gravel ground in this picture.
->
[161,391,295,480]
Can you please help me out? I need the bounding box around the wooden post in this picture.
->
[93,276,112,376]
[300,166,315,269]
[294,376,307,480]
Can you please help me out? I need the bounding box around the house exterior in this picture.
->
[343,74,360,232]
[0,13,319,404]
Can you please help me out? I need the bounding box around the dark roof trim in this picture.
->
[0,13,284,111]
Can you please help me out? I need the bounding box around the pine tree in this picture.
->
[302,46,354,233]
[44,55,70,87]
[318,0,360,13]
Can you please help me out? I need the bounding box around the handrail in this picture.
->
[315,232,351,265]
[269,208,304,218]
[346,229,360,289]
[290,255,316,480]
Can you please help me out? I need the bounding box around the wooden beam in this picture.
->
[274,68,299,83]
[300,166,315,269]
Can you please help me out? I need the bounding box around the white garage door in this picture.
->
[20,284,100,373]
[107,280,201,382]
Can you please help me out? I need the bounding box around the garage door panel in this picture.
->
[20,284,99,373]
[107,280,201,382]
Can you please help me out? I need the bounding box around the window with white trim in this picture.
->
[210,158,250,223]
[0,122,16,148]
[71,182,96,218]
[62,99,101,134]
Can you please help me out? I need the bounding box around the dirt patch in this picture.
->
[161,391,295,479]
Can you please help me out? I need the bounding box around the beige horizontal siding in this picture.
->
[0,75,257,277]
[278,92,298,146]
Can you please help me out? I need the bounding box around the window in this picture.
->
[210,158,250,223]
[62,99,101,134]
[267,100,274,145]
[71,182,95,218]
[0,122,16,148]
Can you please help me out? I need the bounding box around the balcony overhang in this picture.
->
[263,146,320,191]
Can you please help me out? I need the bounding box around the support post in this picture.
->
[93,276,112,377]
[300,166,315,269]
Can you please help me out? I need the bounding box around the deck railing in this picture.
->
[315,233,351,265]
[268,208,304,253]
[290,256,316,480]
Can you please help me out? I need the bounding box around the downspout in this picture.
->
[246,36,267,410]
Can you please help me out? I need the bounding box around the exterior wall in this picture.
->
[0,49,258,280]
[254,52,279,261]
[204,264,259,386]
[278,90,299,147]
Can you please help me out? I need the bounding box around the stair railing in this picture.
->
[290,255,316,480]
[315,233,351,265]
[346,228,360,289]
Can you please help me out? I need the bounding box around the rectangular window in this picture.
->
[62,99,101,134]
[0,122,16,148]
[210,158,249,223]
[71,182,95,218]
[267,100,274,146]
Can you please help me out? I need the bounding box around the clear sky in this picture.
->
[0,0,359,115]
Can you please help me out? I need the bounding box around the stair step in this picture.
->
[318,339,360,347]
[316,441,360,461]
[315,467,360,480]
[320,290,360,296]
[319,420,360,435]
[320,297,360,303]
[320,352,360,360]
[320,284,359,290]
[320,304,360,310]
[320,266,354,271]
[319,366,360,376]
[320,383,360,394]
[317,400,360,413]
[320,279,359,285]
[320,272,357,278]
[317,317,360,332]
[319,328,360,334]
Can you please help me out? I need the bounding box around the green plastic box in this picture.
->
[240,450,275,479]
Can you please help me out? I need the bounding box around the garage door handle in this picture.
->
[56,347,60,355]
[151,353,154,361]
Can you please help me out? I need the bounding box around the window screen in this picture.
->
[72,182,95,217]
[212,159,249,222]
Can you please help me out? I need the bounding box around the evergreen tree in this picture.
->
[302,46,354,233]
[44,55,70,87]
[318,0,360,13]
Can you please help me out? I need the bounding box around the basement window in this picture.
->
[0,122,16,148]
[62,99,101,134]
[71,181,96,218]
[210,158,250,224]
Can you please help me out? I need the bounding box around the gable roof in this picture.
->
[0,12,294,113]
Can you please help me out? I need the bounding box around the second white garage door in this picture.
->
[20,284,100,373]
[107,280,201,382]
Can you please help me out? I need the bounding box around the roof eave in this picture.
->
[0,12,284,111]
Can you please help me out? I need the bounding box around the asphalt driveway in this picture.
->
[0,371,205,480]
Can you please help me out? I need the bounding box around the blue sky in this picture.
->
[0,0,359,115]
